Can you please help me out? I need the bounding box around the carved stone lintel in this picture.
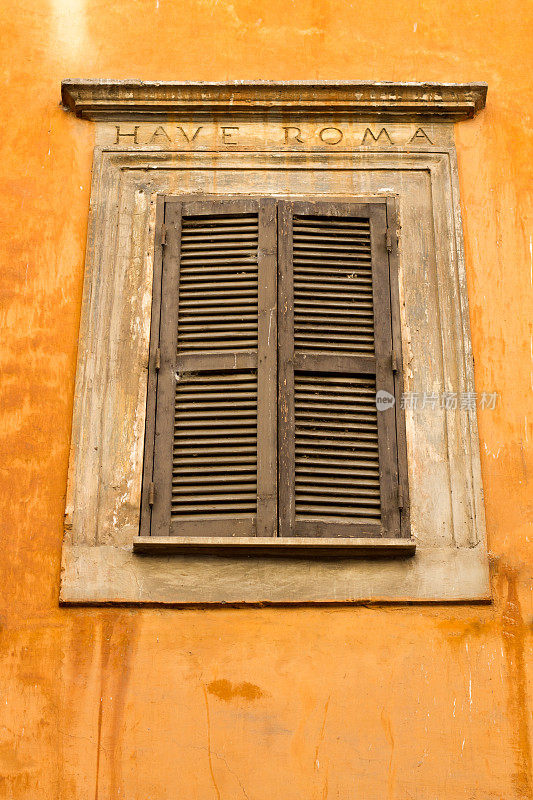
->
[61,80,487,122]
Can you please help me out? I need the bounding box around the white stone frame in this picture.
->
[60,82,490,603]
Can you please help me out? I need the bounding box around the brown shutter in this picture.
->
[143,197,277,538]
[278,200,403,538]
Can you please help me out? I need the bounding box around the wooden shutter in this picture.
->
[278,200,403,538]
[142,197,277,538]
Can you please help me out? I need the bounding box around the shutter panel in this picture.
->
[147,198,277,538]
[278,200,401,538]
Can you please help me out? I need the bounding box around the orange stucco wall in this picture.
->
[1,2,532,798]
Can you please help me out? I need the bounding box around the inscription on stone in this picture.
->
[409,127,434,144]
[361,127,393,145]
[109,123,442,149]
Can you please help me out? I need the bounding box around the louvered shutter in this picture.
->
[278,200,401,538]
[145,198,277,538]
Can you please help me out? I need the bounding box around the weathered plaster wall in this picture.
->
[0,1,531,798]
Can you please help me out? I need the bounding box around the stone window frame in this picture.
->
[60,81,490,604]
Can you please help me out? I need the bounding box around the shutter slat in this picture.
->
[178,344,258,353]
[178,329,257,339]
[295,310,374,320]
[174,435,257,443]
[297,493,381,503]
[180,226,258,236]
[296,506,381,519]
[179,324,258,333]
[294,243,372,254]
[180,296,258,304]
[293,220,370,231]
[174,391,255,401]
[295,475,379,488]
[293,257,372,267]
[175,446,257,453]
[296,404,376,414]
[296,430,379,442]
[179,268,258,277]
[173,476,256,486]
[181,239,258,250]
[294,277,374,288]
[297,421,378,432]
[179,288,258,297]
[294,277,373,289]
[172,504,258,514]
[178,314,258,323]
[176,374,256,386]
[179,258,258,267]
[175,408,256,417]
[172,457,257,467]
[296,448,378,457]
[180,275,258,286]
[292,234,371,245]
[295,344,374,354]
[172,465,257,475]
[295,331,375,343]
[294,298,372,310]
[179,214,258,225]
[296,463,379,474]
[179,281,258,290]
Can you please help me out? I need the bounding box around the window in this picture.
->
[137,196,410,553]
[60,79,490,602]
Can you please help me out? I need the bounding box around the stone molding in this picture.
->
[61,80,487,121]
[60,143,490,603]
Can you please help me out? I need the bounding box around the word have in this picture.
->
[113,125,434,147]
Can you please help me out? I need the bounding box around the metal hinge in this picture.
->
[160,224,167,246]
[391,351,399,372]
[155,346,161,371]
[398,485,404,510]
[386,228,394,252]
[148,482,155,506]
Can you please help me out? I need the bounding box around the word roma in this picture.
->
[113,124,435,147]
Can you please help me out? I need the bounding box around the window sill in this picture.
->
[133,536,416,557]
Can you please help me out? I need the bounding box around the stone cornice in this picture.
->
[61,80,487,121]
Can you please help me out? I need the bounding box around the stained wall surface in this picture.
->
[0,2,532,798]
